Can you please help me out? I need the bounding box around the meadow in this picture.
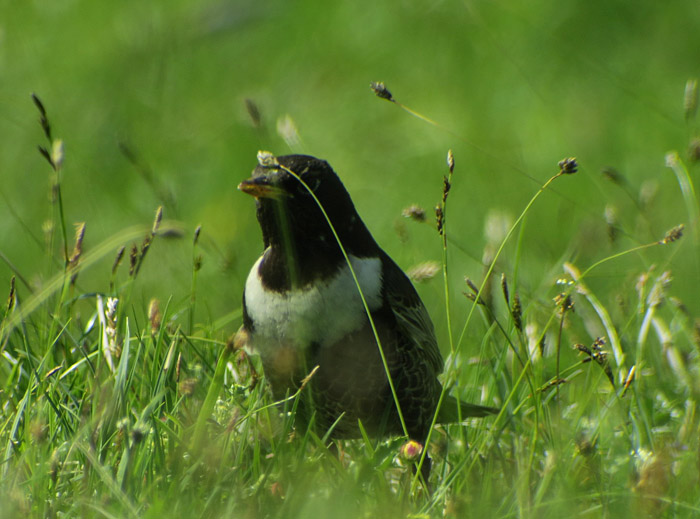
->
[1,1,700,517]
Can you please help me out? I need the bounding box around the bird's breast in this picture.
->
[244,253,383,358]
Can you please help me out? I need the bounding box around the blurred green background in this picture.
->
[1,0,698,345]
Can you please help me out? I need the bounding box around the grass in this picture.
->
[2,1,700,517]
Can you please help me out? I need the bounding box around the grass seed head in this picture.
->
[441,175,451,204]
[464,277,486,305]
[152,206,163,235]
[370,81,394,102]
[68,222,86,284]
[31,92,52,141]
[51,139,64,170]
[245,98,261,127]
[6,276,15,313]
[112,245,126,276]
[500,273,510,305]
[604,205,619,243]
[446,149,455,174]
[601,167,626,186]
[435,205,444,235]
[689,137,700,162]
[193,224,202,246]
[660,224,684,244]
[558,157,578,175]
[402,204,426,222]
[277,115,301,149]
[511,292,523,331]
[407,261,440,282]
[554,293,575,313]
[257,150,279,168]
[129,244,139,276]
[148,298,161,332]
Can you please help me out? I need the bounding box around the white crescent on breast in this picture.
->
[244,252,383,357]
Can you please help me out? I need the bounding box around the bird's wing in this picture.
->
[379,251,444,375]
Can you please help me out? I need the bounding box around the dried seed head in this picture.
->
[370,81,394,102]
[639,180,659,209]
[194,255,203,272]
[51,140,64,170]
[538,378,567,393]
[68,223,86,264]
[558,157,578,175]
[148,298,161,331]
[554,293,574,313]
[38,146,54,169]
[647,271,672,307]
[74,222,86,250]
[106,297,119,321]
[684,79,698,121]
[574,343,593,359]
[139,234,152,261]
[175,352,182,382]
[31,93,52,141]
[402,204,426,223]
[689,137,700,163]
[152,206,163,235]
[511,292,522,332]
[500,273,510,305]
[112,245,126,276]
[446,149,455,174]
[435,205,444,235]
[464,277,486,305]
[406,261,440,283]
[299,365,320,391]
[660,224,684,244]
[277,115,301,149]
[257,150,279,168]
[193,224,202,246]
[441,175,451,204]
[636,270,651,302]
[604,204,619,243]
[665,151,680,168]
[31,92,47,118]
[6,276,15,313]
[601,167,626,186]
[68,222,86,285]
[232,327,249,351]
[245,98,261,127]
[129,244,139,276]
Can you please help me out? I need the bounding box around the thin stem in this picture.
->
[280,165,410,440]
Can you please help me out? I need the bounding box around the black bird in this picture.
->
[237,153,496,460]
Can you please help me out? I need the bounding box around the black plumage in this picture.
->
[237,153,496,448]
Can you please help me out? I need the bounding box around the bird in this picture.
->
[237,152,497,470]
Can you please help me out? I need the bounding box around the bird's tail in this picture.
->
[437,394,499,423]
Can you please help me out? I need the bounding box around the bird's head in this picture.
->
[239,153,376,255]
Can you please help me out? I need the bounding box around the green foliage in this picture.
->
[2,1,700,517]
